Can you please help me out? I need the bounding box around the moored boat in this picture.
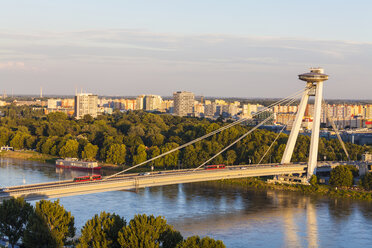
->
[56,158,101,171]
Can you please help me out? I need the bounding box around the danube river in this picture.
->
[1,158,372,248]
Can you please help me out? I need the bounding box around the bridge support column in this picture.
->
[281,85,310,164]
[307,81,323,177]
[280,68,328,179]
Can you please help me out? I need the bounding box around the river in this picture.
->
[1,158,372,248]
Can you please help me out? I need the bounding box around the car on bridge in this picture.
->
[138,172,151,176]
[205,164,226,170]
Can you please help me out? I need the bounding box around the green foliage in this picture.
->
[148,146,162,168]
[225,150,237,165]
[161,142,180,169]
[117,214,179,248]
[309,175,318,186]
[0,197,221,248]
[59,139,79,158]
[82,143,99,161]
[77,212,126,248]
[361,172,372,190]
[23,199,75,248]
[9,132,28,149]
[177,236,226,248]
[47,112,67,122]
[106,144,126,164]
[345,165,359,178]
[1,106,371,169]
[0,198,33,247]
[329,165,354,187]
[132,144,147,165]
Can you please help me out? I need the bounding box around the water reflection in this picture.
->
[1,158,372,248]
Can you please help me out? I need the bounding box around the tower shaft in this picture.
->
[307,81,323,177]
[281,68,328,178]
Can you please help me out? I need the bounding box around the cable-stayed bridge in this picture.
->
[0,164,308,201]
[0,68,358,201]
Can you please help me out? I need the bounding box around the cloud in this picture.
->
[0,61,25,70]
[0,29,371,98]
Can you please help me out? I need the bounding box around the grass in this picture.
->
[219,177,372,201]
[0,150,58,164]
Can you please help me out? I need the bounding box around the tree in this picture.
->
[182,145,198,168]
[59,139,79,158]
[361,172,372,190]
[148,146,162,168]
[0,127,11,146]
[177,236,226,248]
[225,150,237,165]
[106,144,126,164]
[309,175,318,186]
[47,112,67,122]
[132,144,147,165]
[118,214,180,248]
[41,137,57,154]
[161,143,180,169]
[329,165,353,187]
[77,212,126,248]
[0,198,33,248]
[23,199,75,248]
[82,143,99,161]
[9,132,26,149]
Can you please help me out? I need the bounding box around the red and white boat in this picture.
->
[56,158,101,171]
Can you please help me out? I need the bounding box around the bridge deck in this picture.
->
[0,164,307,201]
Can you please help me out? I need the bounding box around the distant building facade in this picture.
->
[74,93,98,119]
[46,98,74,116]
[136,95,163,111]
[173,91,194,116]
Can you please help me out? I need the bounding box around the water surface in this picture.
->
[1,158,372,248]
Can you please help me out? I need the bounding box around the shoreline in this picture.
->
[2,151,372,201]
[218,178,372,201]
[0,151,142,172]
[0,150,58,163]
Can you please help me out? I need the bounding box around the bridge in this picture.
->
[0,164,307,201]
[0,68,357,202]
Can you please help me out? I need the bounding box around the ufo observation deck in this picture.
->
[298,69,328,82]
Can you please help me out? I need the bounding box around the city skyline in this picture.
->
[1,1,372,99]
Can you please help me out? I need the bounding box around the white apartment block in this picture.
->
[74,93,98,119]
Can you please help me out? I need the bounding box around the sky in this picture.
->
[1,0,372,99]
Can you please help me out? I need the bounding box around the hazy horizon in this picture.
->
[1,1,372,99]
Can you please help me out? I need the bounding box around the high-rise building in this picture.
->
[74,93,98,119]
[136,95,162,111]
[144,95,162,111]
[136,95,145,110]
[173,91,194,116]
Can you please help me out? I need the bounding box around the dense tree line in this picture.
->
[0,106,371,168]
[0,198,225,248]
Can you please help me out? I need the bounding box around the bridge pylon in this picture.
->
[280,68,329,178]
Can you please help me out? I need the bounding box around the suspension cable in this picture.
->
[257,98,298,165]
[194,96,300,170]
[322,100,351,161]
[104,88,306,179]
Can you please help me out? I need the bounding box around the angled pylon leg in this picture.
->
[281,86,311,164]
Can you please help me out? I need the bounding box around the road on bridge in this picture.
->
[0,164,307,201]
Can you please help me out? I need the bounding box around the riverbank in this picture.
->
[0,151,147,172]
[219,178,372,201]
[0,150,58,164]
